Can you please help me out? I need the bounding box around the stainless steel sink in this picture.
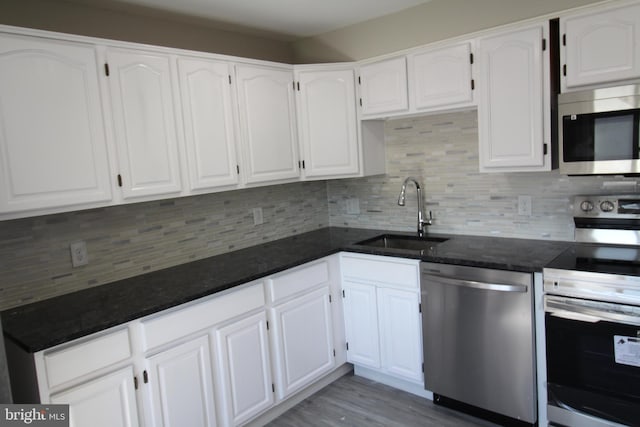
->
[356,234,448,252]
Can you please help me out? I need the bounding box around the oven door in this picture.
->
[545,295,640,427]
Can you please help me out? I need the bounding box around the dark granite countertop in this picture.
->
[1,227,571,353]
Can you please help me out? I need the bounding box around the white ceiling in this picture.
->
[86,0,433,39]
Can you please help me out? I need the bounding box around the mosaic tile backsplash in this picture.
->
[328,110,638,240]
[2,109,638,311]
[0,182,329,310]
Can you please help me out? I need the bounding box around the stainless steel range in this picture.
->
[543,195,640,427]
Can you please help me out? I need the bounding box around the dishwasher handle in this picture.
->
[423,273,528,293]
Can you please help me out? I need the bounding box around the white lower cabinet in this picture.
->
[33,255,346,427]
[214,311,273,427]
[341,253,425,394]
[145,335,217,427]
[50,366,140,427]
[269,287,335,401]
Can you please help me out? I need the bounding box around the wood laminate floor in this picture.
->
[267,374,499,427]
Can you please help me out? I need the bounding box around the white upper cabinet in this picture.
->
[0,33,113,216]
[477,22,550,172]
[561,2,640,90]
[359,56,409,117]
[409,41,475,111]
[177,57,239,191]
[235,64,299,184]
[295,66,359,179]
[106,48,183,200]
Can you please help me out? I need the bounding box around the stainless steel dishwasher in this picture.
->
[421,262,537,424]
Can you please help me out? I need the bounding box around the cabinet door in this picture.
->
[410,42,474,111]
[359,56,409,116]
[106,48,182,199]
[214,311,273,426]
[270,287,335,401]
[562,3,640,89]
[0,34,112,214]
[50,367,139,427]
[342,283,380,369]
[145,335,217,427]
[177,57,239,191]
[377,288,423,384]
[477,23,549,172]
[235,65,299,184]
[296,68,359,178]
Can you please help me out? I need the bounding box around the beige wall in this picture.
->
[0,0,294,63]
[292,0,607,63]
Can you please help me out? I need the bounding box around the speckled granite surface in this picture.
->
[2,227,571,352]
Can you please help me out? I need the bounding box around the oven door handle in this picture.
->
[545,295,640,326]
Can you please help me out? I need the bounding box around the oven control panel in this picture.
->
[574,195,640,218]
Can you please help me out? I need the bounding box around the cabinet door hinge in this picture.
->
[469,52,474,65]
[471,79,475,90]
[346,342,349,351]
[228,75,232,84]
[143,370,149,384]
[562,33,566,46]
[117,174,123,187]
[134,376,138,390]
[104,63,110,76]
[542,38,547,51]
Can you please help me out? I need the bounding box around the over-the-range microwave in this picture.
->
[559,84,640,176]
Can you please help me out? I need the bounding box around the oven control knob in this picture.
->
[580,200,594,212]
[600,200,615,212]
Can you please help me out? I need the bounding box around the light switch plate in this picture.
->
[70,241,89,267]
[517,195,532,216]
[253,207,264,225]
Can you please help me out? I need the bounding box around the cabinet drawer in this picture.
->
[141,282,265,351]
[267,259,330,304]
[42,328,131,389]
[341,254,419,289]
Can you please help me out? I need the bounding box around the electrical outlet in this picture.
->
[346,198,360,215]
[252,207,264,225]
[518,195,532,216]
[70,241,89,267]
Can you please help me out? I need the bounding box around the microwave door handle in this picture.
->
[545,297,640,326]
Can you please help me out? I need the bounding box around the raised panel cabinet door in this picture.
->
[235,65,299,184]
[106,48,182,199]
[50,367,139,427]
[410,42,474,110]
[342,283,381,369]
[562,3,640,89]
[359,56,409,116]
[477,24,547,171]
[214,311,274,426]
[377,288,423,384]
[296,68,359,178]
[0,34,112,215]
[145,335,217,427]
[270,287,335,401]
[177,57,239,191]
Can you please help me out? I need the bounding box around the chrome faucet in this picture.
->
[398,177,432,236]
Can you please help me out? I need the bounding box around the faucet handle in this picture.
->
[426,211,433,226]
